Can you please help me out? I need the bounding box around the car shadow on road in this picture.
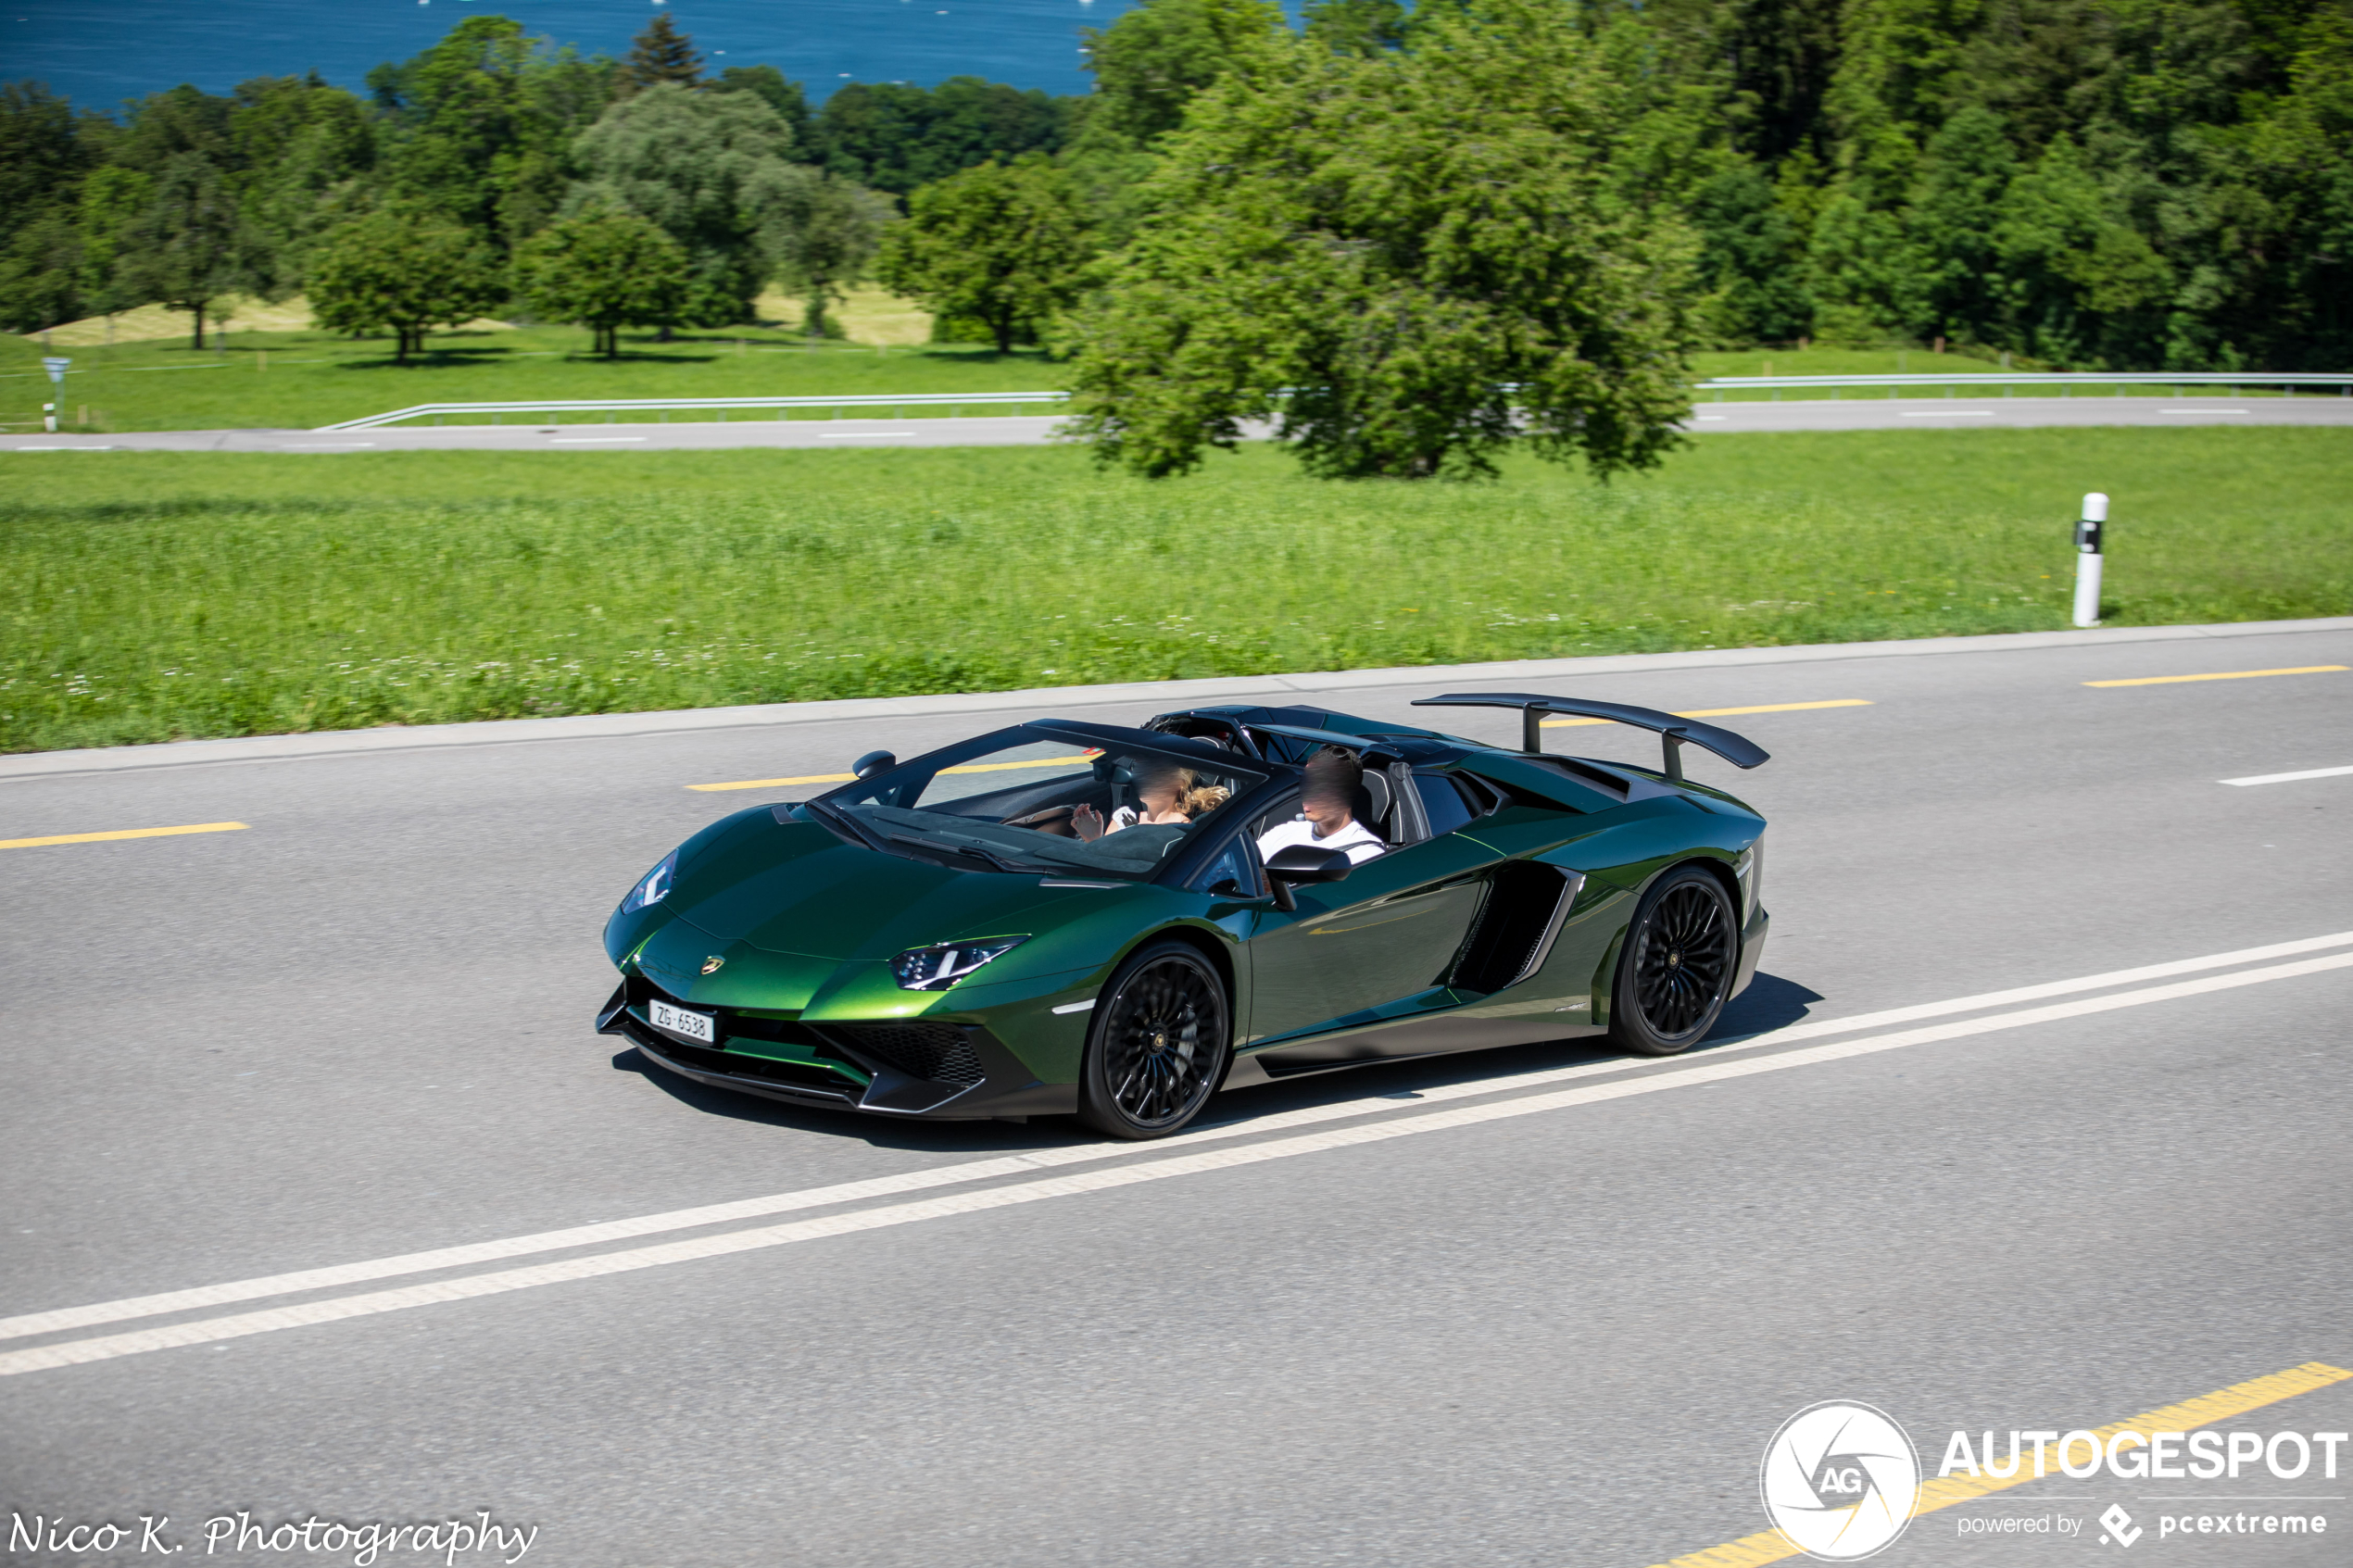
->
[1705,971,1825,1040]
[607,969,1828,1153]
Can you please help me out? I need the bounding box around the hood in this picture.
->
[667,810,1122,962]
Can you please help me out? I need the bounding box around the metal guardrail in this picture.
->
[1696,371,2353,399]
[315,391,1071,432]
[314,372,2353,430]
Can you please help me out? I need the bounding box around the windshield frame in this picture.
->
[811,721,1290,885]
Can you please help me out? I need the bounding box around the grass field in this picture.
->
[0,322,1063,434]
[4,427,2346,754]
[7,315,2087,435]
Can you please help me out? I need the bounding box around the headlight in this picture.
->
[622,850,678,913]
[892,937,1027,991]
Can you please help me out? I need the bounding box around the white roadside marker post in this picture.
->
[2073,491,2108,628]
[41,356,69,433]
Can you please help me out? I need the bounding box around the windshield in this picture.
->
[819,726,1269,881]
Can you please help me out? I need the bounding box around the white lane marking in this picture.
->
[1901,410,1994,417]
[1728,927,2353,1044]
[6,926,2347,1346]
[6,949,2348,1378]
[1695,415,1727,421]
[287,444,375,450]
[816,432,915,439]
[2163,408,2247,414]
[2222,764,2353,786]
[6,445,117,452]
[1051,997,1098,1014]
[547,436,648,444]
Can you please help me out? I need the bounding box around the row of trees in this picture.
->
[0,15,1066,348]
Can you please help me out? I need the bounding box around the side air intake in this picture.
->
[1449,863,1585,995]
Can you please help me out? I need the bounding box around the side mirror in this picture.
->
[852,749,896,779]
[1264,844,1353,910]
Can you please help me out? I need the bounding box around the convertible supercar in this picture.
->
[598,695,1770,1138]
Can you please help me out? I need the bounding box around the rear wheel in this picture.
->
[1608,866,1738,1057]
[1077,941,1230,1139]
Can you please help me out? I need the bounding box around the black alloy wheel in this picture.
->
[1078,941,1231,1139]
[1609,866,1739,1057]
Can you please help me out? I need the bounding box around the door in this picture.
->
[1241,833,1499,1050]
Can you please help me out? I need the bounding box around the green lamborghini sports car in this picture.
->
[597,694,1771,1139]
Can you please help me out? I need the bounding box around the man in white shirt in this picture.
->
[1256,746,1387,866]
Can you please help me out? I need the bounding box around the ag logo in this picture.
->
[1759,1401,1920,1561]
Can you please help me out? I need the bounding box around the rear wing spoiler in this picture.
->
[1409,693,1769,783]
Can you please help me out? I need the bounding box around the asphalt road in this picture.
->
[5,395,2350,452]
[5,622,2352,1567]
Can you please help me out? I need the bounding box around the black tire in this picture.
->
[1608,865,1739,1057]
[1076,940,1231,1139]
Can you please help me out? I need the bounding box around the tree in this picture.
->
[0,82,104,332]
[0,214,83,332]
[1066,0,1698,480]
[0,82,97,250]
[1302,0,1409,56]
[227,74,376,296]
[567,82,799,330]
[308,211,505,363]
[514,207,688,356]
[370,17,613,249]
[117,152,256,347]
[1689,163,1813,343]
[1081,0,1287,142]
[812,78,1074,195]
[76,165,154,320]
[875,157,1092,352]
[1905,104,2017,344]
[761,169,892,339]
[623,14,703,94]
[714,65,811,145]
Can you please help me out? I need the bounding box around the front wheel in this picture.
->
[1608,866,1739,1057]
[1076,940,1231,1139]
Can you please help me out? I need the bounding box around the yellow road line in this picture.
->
[1649,1361,2353,1568]
[2084,665,2347,687]
[1542,699,1873,728]
[688,753,1098,794]
[0,822,248,851]
[687,771,856,793]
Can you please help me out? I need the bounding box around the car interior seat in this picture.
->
[1353,770,1395,844]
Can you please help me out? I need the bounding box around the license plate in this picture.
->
[648,997,716,1044]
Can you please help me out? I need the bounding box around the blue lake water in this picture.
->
[7,0,1143,114]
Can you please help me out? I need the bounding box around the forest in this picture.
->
[2,0,2347,372]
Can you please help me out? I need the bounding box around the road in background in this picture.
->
[3,625,2350,1565]
[5,395,2349,452]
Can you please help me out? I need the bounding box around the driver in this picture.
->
[1256,746,1386,865]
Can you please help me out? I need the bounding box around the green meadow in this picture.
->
[4,426,2347,753]
[4,319,2119,436]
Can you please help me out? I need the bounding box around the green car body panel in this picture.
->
[598,698,1771,1122]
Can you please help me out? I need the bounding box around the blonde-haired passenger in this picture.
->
[1072,759,1228,842]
